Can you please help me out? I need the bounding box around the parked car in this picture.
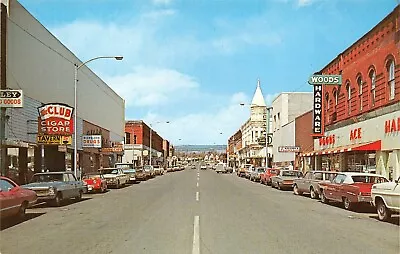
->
[271,170,302,190]
[82,172,108,193]
[245,166,256,179]
[122,169,138,183]
[0,176,37,219]
[153,166,163,176]
[144,165,155,177]
[216,163,227,173]
[226,166,233,174]
[135,168,147,181]
[293,171,338,199]
[260,168,279,185]
[191,165,196,169]
[371,176,400,221]
[200,165,207,170]
[250,167,266,182]
[320,172,388,210]
[98,168,129,188]
[22,172,85,206]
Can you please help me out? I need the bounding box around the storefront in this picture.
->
[301,111,400,181]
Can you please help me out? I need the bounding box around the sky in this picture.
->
[19,0,398,145]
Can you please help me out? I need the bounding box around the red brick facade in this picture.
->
[321,6,400,127]
[295,110,314,153]
[125,121,164,153]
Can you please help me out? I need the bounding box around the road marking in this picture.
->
[192,216,200,254]
[196,191,199,201]
[196,182,199,187]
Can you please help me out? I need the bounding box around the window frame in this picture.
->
[357,75,363,111]
[388,60,395,100]
[369,69,376,106]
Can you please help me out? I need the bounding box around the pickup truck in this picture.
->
[371,176,400,221]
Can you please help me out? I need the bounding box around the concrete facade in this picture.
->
[2,1,125,183]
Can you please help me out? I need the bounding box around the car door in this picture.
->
[298,172,310,192]
[330,174,346,201]
[69,173,80,197]
[61,174,73,198]
[391,176,400,209]
[0,178,19,218]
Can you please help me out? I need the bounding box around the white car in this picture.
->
[200,165,207,170]
[99,168,129,188]
[371,176,400,221]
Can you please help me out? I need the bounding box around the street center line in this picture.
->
[196,191,199,201]
[196,182,199,187]
[192,216,200,254]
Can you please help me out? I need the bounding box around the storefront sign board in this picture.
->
[38,103,74,135]
[82,135,102,148]
[312,84,324,135]
[37,135,72,145]
[0,89,23,108]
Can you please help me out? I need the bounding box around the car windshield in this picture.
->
[257,168,265,173]
[269,170,278,174]
[351,176,388,184]
[31,174,63,183]
[100,169,118,174]
[143,166,152,170]
[115,164,134,170]
[282,171,298,177]
[123,169,136,173]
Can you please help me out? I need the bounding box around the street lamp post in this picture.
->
[73,56,123,179]
[149,121,169,166]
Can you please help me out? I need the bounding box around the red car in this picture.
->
[82,173,107,193]
[320,172,388,210]
[0,176,37,219]
[260,168,279,185]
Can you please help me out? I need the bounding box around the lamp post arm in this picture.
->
[76,56,117,70]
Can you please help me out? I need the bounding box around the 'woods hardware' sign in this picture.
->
[38,103,74,135]
[313,84,323,135]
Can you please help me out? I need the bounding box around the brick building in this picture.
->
[123,120,166,167]
[227,129,242,168]
[300,6,400,180]
[294,110,314,172]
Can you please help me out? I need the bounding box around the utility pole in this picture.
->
[0,3,7,176]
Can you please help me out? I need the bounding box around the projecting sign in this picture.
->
[37,135,72,145]
[0,89,23,108]
[308,75,342,85]
[278,146,300,153]
[312,84,324,136]
[82,135,102,148]
[37,103,74,135]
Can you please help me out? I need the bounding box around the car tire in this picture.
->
[277,183,281,190]
[293,184,301,195]
[116,180,120,189]
[75,190,83,201]
[377,199,391,221]
[343,197,352,210]
[52,193,63,207]
[310,187,318,199]
[17,202,28,220]
[321,192,329,204]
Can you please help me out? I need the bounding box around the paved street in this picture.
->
[1,167,399,254]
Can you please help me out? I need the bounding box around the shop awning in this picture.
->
[300,140,381,157]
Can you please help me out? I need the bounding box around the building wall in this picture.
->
[7,1,125,141]
[272,120,295,164]
[295,110,314,153]
[322,6,399,127]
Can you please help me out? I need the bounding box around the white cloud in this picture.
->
[298,0,314,6]
[104,66,199,107]
[151,0,173,5]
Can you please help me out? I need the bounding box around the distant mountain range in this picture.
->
[175,145,227,153]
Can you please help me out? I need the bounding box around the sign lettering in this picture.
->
[0,89,24,108]
[278,146,300,153]
[385,117,400,134]
[313,84,323,135]
[37,103,74,135]
[308,75,342,85]
[82,135,102,148]
[350,128,362,141]
[319,135,335,146]
[37,135,72,145]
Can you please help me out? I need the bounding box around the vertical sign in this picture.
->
[313,84,323,135]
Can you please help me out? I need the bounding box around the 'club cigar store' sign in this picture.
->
[313,84,323,135]
[38,103,74,135]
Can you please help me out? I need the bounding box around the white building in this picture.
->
[271,92,313,167]
[238,80,272,167]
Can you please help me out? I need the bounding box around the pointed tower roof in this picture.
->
[251,79,266,107]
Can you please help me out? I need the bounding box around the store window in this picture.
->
[347,152,376,172]
[369,69,376,106]
[346,82,351,115]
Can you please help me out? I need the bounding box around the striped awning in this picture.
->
[299,140,381,157]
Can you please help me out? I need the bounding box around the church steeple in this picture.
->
[251,79,266,107]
